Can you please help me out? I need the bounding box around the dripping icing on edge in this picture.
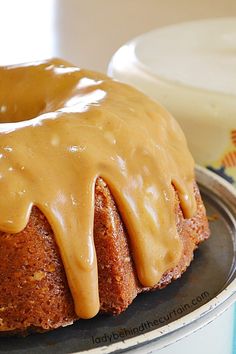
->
[0,59,196,318]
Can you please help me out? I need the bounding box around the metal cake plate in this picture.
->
[1,166,236,354]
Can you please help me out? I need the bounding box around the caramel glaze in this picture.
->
[0,59,196,319]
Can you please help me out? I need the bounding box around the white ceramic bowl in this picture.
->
[108,18,236,187]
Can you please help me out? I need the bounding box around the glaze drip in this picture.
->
[0,59,196,318]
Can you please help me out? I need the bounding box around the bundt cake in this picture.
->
[0,59,210,334]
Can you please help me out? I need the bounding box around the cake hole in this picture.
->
[0,101,48,124]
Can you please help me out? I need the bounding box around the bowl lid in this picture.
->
[108,18,236,96]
